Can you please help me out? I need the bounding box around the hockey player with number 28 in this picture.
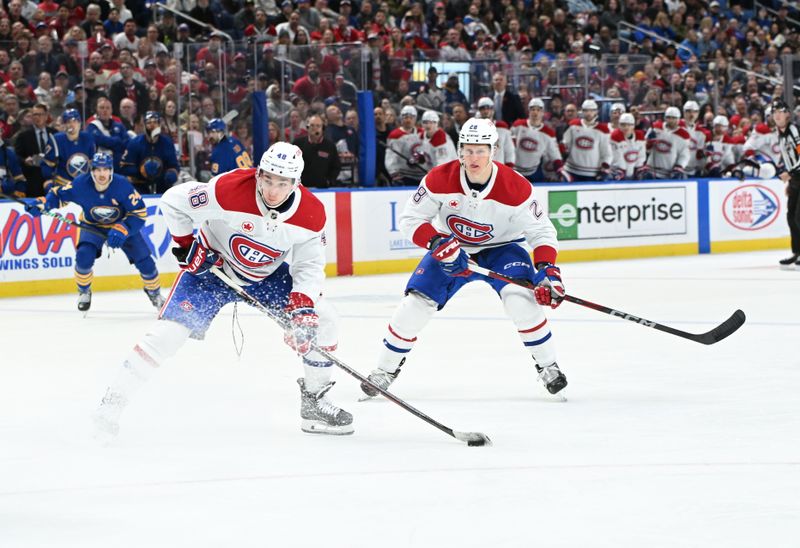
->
[361,117,569,399]
[93,142,353,440]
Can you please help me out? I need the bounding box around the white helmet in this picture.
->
[528,97,544,109]
[664,106,681,119]
[421,110,440,123]
[619,113,635,125]
[477,97,494,109]
[400,105,418,119]
[259,142,304,181]
[458,117,498,147]
[582,99,598,111]
[683,100,700,112]
[713,115,729,127]
[610,103,625,113]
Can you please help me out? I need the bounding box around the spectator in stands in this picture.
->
[118,98,137,133]
[110,61,149,118]
[325,102,358,185]
[292,60,335,104]
[188,0,219,38]
[113,19,139,51]
[416,67,445,113]
[14,102,52,197]
[267,84,293,126]
[293,114,340,188]
[443,74,467,114]
[491,72,525,126]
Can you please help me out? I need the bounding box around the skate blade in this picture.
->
[301,419,354,435]
[357,394,380,402]
[779,264,796,271]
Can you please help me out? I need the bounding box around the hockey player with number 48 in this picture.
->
[360,117,568,399]
[93,142,353,440]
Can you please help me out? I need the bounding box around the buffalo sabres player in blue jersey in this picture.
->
[206,118,253,176]
[119,111,179,194]
[25,152,165,312]
[41,109,97,191]
[0,136,25,197]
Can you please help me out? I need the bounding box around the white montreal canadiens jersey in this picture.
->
[160,168,327,298]
[419,128,458,170]
[646,121,690,177]
[494,121,516,167]
[562,119,612,177]
[511,120,560,175]
[684,123,711,175]
[743,123,781,165]
[610,129,646,178]
[705,136,737,173]
[385,127,425,179]
[399,160,558,262]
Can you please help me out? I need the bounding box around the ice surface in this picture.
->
[1,251,798,548]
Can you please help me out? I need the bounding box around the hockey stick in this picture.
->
[0,192,107,237]
[209,266,492,447]
[467,262,746,345]
[378,140,430,175]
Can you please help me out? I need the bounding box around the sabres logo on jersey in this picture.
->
[229,234,283,268]
[89,205,122,224]
[67,153,91,178]
[446,215,493,244]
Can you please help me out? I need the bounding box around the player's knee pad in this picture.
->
[500,284,546,328]
[75,243,99,271]
[134,255,158,278]
[127,320,191,374]
[390,290,437,336]
[315,296,339,351]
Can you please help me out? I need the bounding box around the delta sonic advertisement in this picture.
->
[0,197,179,292]
[707,179,788,245]
[544,182,699,252]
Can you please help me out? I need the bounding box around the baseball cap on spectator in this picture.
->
[619,113,635,125]
[281,0,292,6]
[710,0,720,7]
[35,22,47,30]
[297,0,309,3]
[477,97,494,109]
[367,32,379,40]
[178,23,190,31]
[56,69,69,79]
[324,97,338,107]
[257,72,269,81]
[234,52,246,61]
[610,103,625,113]
[403,32,416,41]
[528,98,544,109]
[74,83,84,91]
[683,100,700,111]
[145,59,157,68]
[209,31,225,40]
[447,73,458,80]
[435,1,445,8]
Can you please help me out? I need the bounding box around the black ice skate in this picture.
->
[536,362,568,394]
[77,290,92,312]
[297,378,354,435]
[360,358,404,398]
[144,288,165,309]
[779,254,798,270]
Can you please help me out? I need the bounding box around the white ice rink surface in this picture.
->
[1,250,798,548]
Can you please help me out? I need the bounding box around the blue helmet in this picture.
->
[205,118,226,133]
[144,111,161,123]
[62,108,81,124]
[91,151,113,170]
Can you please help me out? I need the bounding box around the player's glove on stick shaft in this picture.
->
[106,223,129,248]
[533,262,566,308]
[430,235,470,277]
[283,292,318,355]
[172,238,223,275]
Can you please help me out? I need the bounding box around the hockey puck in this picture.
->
[467,437,491,447]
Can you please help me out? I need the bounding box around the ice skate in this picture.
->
[92,388,128,444]
[536,362,568,396]
[779,254,798,270]
[359,360,403,400]
[298,378,353,435]
[77,290,92,315]
[144,288,165,309]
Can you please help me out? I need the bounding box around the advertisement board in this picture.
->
[708,179,788,242]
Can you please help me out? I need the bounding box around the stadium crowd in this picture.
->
[0,0,798,197]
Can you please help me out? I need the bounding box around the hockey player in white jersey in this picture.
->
[562,99,613,181]
[683,101,711,176]
[645,107,691,178]
[419,110,457,170]
[608,103,625,131]
[360,117,568,398]
[610,113,648,179]
[511,97,563,182]
[477,97,515,167]
[739,114,781,178]
[705,115,737,177]
[386,105,426,186]
[93,142,354,440]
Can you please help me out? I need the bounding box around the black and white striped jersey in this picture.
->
[778,123,800,175]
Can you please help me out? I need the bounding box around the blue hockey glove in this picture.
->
[533,263,566,309]
[164,170,178,185]
[283,292,318,355]
[172,237,223,275]
[1,177,14,194]
[670,167,687,179]
[24,197,46,217]
[106,223,129,248]
[430,235,470,277]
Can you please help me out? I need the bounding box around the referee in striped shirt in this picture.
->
[773,99,800,268]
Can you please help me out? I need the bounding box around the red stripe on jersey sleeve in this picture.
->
[533,245,557,265]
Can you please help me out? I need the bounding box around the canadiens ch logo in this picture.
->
[446,215,493,244]
[654,140,672,153]
[229,234,283,268]
[520,137,538,152]
[241,221,255,233]
[180,300,193,311]
[575,136,594,149]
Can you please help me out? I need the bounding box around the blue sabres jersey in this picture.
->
[42,131,97,186]
[0,144,25,196]
[119,134,179,194]
[85,117,131,169]
[209,136,253,176]
[50,172,146,233]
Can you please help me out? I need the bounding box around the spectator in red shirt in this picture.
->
[291,61,335,104]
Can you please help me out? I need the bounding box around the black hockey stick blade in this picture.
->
[453,431,493,447]
[691,309,746,345]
